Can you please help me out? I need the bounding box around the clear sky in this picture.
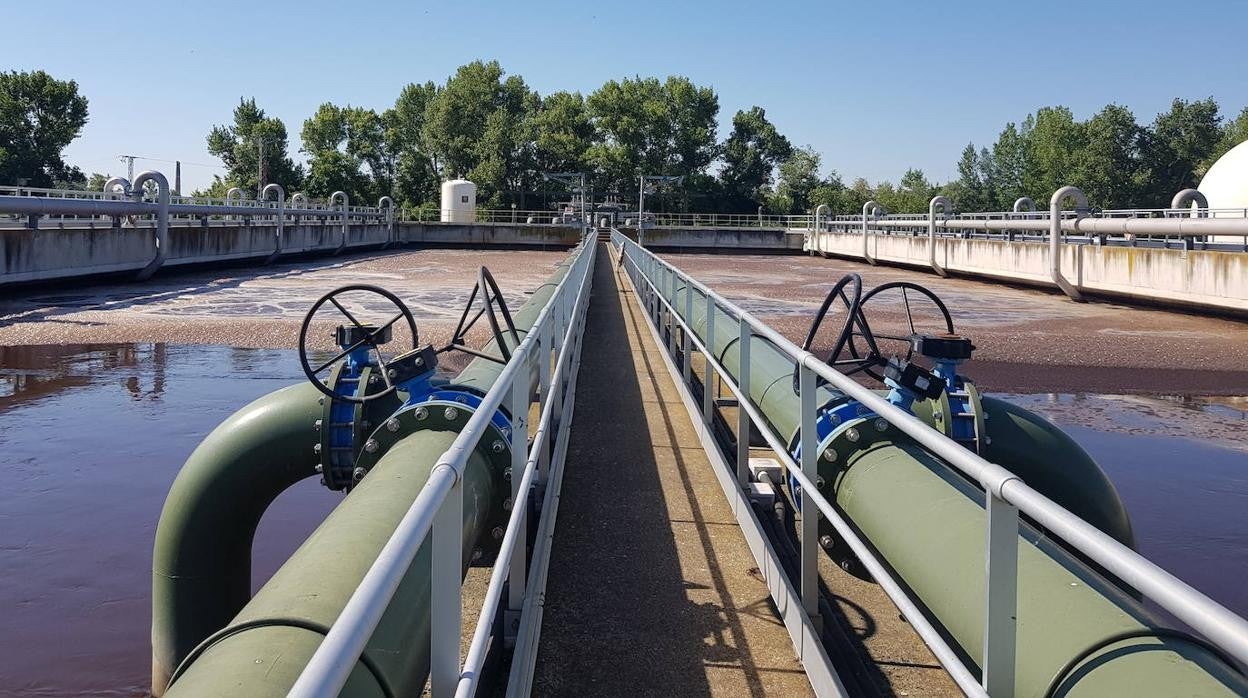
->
[4,0,1247,194]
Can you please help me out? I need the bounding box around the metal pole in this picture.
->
[928,196,951,277]
[798,362,819,620]
[983,493,1020,696]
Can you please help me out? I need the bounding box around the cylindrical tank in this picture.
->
[440,180,477,223]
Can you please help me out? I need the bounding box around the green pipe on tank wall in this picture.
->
[642,261,1246,696]
[153,251,580,696]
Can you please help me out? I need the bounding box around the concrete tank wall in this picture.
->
[637,227,805,251]
[807,230,1248,314]
[0,221,581,287]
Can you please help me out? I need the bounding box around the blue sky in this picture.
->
[4,0,1247,194]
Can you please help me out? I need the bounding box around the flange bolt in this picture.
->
[503,467,513,482]
[386,418,400,433]
[353,466,367,482]
[819,534,835,549]
[444,407,459,421]
[414,406,428,421]
[491,440,506,453]
[845,427,860,443]
[822,447,837,462]
[874,418,888,432]
[503,497,513,511]
[364,439,378,453]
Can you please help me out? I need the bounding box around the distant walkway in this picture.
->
[531,246,812,696]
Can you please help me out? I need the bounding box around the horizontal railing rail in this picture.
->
[610,228,1248,696]
[287,233,596,698]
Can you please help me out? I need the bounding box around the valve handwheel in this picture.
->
[798,273,882,392]
[298,284,419,403]
[845,281,955,382]
[439,266,521,365]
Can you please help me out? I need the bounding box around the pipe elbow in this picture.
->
[151,382,324,694]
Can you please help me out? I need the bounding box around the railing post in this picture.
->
[983,492,1019,697]
[702,293,715,424]
[736,316,751,487]
[666,267,676,356]
[538,324,553,480]
[506,367,530,644]
[430,475,463,697]
[798,362,820,622]
[682,282,693,383]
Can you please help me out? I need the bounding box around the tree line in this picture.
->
[4,66,1248,214]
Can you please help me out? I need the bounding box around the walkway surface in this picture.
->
[531,246,812,696]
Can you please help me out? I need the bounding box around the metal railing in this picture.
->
[610,228,1248,697]
[397,208,583,225]
[287,233,596,698]
[615,211,814,229]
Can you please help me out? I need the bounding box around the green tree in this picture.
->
[391,81,439,206]
[990,121,1029,209]
[0,70,88,187]
[1076,104,1145,208]
[1023,106,1086,202]
[422,61,538,205]
[718,106,793,212]
[1140,98,1222,201]
[950,143,993,211]
[531,91,596,174]
[586,75,718,202]
[1203,106,1248,173]
[300,103,384,202]
[770,146,822,214]
[206,97,302,196]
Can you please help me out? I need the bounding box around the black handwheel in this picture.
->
[439,267,521,365]
[846,281,955,382]
[796,273,882,392]
[298,284,419,403]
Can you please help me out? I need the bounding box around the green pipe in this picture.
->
[667,278,1132,545]
[164,429,497,697]
[155,247,583,696]
[646,264,1245,696]
[151,382,324,692]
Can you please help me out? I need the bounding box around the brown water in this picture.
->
[1,344,1246,695]
[0,344,338,697]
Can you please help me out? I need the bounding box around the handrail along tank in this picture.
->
[623,239,1247,697]
[151,240,589,696]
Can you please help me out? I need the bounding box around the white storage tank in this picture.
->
[440,179,477,223]
[1198,141,1248,214]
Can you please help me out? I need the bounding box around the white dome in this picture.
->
[1198,140,1248,211]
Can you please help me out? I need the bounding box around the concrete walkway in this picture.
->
[531,246,812,696]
